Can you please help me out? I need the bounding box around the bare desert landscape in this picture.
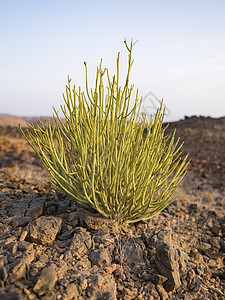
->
[0,114,225,299]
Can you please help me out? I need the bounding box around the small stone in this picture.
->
[55,261,68,280]
[57,230,74,241]
[33,263,57,296]
[12,216,32,227]
[186,269,196,283]
[189,203,197,213]
[218,239,225,252]
[19,230,28,242]
[145,228,183,292]
[78,208,113,233]
[145,273,168,285]
[0,291,22,300]
[0,280,4,287]
[208,258,220,269]
[18,241,33,252]
[121,238,145,268]
[39,253,49,263]
[89,248,111,266]
[211,225,220,235]
[64,283,79,300]
[0,193,6,200]
[64,228,92,260]
[212,268,225,279]
[28,216,62,245]
[9,252,35,283]
[68,211,79,225]
[9,259,27,282]
[198,242,211,253]
[7,241,18,254]
[8,251,23,263]
[57,199,70,213]
[25,198,44,220]
[155,243,181,292]
[86,274,117,299]
[0,266,8,281]
[156,284,169,300]
[59,278,69,287]
[77,277,88,291]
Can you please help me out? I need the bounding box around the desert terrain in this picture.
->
[0,114,225,299]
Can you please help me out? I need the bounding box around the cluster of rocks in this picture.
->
[0,172,224,299]
[0,116,225,299]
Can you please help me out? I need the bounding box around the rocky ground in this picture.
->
[0,116,225,300]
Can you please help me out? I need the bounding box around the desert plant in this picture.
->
[19,40,189,226]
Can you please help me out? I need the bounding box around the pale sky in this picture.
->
[0,0,225,121]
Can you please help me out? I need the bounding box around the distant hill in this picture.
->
[0,114,56,128]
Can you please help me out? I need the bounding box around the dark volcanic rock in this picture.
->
[144,228,187,292]
[89,248,112,266]
[155,243,181,292]
[121,237,146,268]
[28,215,62,245]
[25,198,44,219]
[64,227,92,261]
[86,274,117,299]
[33,263,57,296]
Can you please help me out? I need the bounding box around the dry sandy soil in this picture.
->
[0,115,225,299]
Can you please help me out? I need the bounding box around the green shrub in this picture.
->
[19,40,189,226]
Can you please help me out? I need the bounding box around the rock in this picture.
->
[8,251,35,283]
[0,225,11,237]
[8,199,30,218]
[218,239,225,252]
[0,192,6,200]
[28,216,62,245]
[198,242,211,254]
[0,291,25,300]
[18,230,28,242]
[6,241,18,254]
[78,208,114,233]
[144,273,168,285]
[121,238,145,268]
[214,268,225,279]
[94,231,115,248]
[57,229,74,241]
[144,228,183,292]
[86,274,117,299]
[25,198,44,219]
[57,199,70,213]
[0,266,8,281]
[211,225,220,235]
[44,199,59,215]
[177,248,189,276]
[55,261,69,280]
[77,276,88,291]
[64,227,92,260]
[8,259,27,282]
[12,216,32,227]
[209,237,221,251]
[64,283,79,300]
[18,241,33,252]
[68,211,79,225]
[156,284,169,300]
[189,203,197,213]
[186,268,196,283]
[8,251,23,263]
[208,258,223,269]
[155,243,181,292]
[89,248,111,266]
[33,263,57,296]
